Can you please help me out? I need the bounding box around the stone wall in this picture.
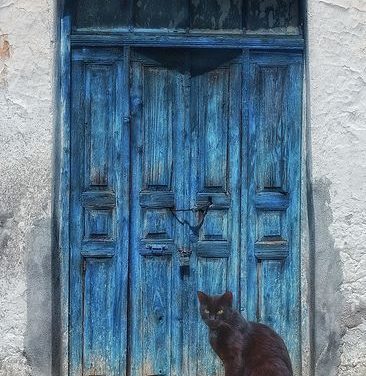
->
[0,1,365,375]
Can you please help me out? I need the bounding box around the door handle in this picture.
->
[145,244,167,255]
[140,244,172,256]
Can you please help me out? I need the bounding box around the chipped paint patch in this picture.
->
[0,34,10,59]
[0,34,10,88]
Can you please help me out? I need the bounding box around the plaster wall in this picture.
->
[307,0,366,375]
[0,1,365,375]
[0,1,55,375]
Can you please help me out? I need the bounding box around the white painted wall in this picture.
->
[307,0,366,375]
[0,1,54,375]
[0,1,365,375]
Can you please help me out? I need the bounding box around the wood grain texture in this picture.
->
[247,51,303,374]
[71,33,304,49]
[69,48,128,376]
[129,51,185,376]
[57,10,72,376]
[71,0,299,32]
[66,46,303,376]
[246,0,299,30]
[73,0,130,29]
[190,0,243,30]
[82,258,114,375]
[134,0,187,29]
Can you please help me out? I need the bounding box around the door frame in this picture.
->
[54,2,311,375]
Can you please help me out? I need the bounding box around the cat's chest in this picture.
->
[209,328,234,351]
[209,330,218,344]
[209,328,243,369]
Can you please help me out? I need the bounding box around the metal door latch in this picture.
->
[145,244,167,255]
[178,248,191,276]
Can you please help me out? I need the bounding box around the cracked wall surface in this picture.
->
[307,0,366,375]
[0,0,54,375]
[0,1,365,375]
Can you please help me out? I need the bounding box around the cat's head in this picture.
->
[197,291,233,329]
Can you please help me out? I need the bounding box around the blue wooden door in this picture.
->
[69,47,303,376]
[247,52,303,375]
[129,49,242,376]
[70,48,130,376]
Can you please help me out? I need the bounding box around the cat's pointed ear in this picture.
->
[222,291,233,306]
[197,291,207,304]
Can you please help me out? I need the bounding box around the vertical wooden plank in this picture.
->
[142,258,172,376]
[240,49,250,318]
[113,46,130,376]
[57,8,71,376]
[85,65,113,187]
[246,54,259,323]
[143,67,173,190]
[255,65,288,191]
[129,60,144,376]
[260,260,285,333]
[69,57,85,376]
[173,58,188,376]
[196,259,227,376]
[283,60,303,375]
[187,54,200,376]
[83,258,114,375]
[202,68,229,190]
[227,62,242,302]
[181,56,193,376]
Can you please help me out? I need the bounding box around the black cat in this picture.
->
[197,291,293,376]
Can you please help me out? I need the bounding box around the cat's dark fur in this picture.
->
[197,291,293,376]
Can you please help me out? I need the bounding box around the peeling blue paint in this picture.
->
[66,46,303,375]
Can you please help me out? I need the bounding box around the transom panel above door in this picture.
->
[68,46,303,376]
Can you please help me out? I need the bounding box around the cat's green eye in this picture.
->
[204,309,210,314]
[217,309,224,315]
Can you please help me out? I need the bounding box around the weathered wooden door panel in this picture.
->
[188,54,242,376]
[129,49,243,376]
[246,52,303,374]
[70,48,129,376]
[129,50,187,376]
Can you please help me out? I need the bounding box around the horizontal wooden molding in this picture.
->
[254,239,289,260]
[255,191,290,211]
[81,191,116,209]
[139,192,175,209]
[71,33,304,50]
[196,241,230,258]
